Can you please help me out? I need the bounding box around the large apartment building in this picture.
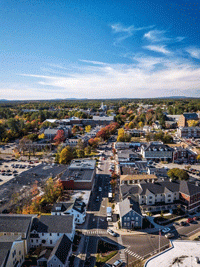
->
[141,142,173,162]
[177,127,200,138]
[178,113,198,127]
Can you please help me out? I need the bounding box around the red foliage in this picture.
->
[54,129,66,144]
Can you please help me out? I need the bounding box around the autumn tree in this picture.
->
[85,125,91,133]
[59,146,74,164]
[54,129,66,145]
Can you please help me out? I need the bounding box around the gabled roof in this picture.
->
[31,215,74,234]
[119,197,142,217]
[0,214,35,235]
[51,202,74,213]
[179,180,200,196]
[48,234,72,264]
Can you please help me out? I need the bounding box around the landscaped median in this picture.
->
[95,240,118,267]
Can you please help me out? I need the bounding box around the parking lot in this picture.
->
[0,160,40,186]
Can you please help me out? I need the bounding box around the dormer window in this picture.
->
[56,206,61,211]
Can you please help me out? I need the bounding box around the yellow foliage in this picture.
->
[187,120,198,127]
[38,133,45,139]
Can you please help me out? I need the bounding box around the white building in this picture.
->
[51,199,86,225]
[30,215,75,248]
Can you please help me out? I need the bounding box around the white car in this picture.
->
[162,227,171,234]
[99,187,102,192]
[107,229,117,237]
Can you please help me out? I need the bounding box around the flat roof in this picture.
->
[69,159,96,170]
[145,240,200,267]
[120,174,157,181]
[61,169,94,182]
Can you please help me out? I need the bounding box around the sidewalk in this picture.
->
[73,234,86,267]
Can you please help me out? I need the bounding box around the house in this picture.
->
[120,174,158,185]
[51,198,86,224]
[143,126,152,132]
[141,142,173,162]
[173,146,197,163]
[177,127,200,138]
[47,234,72,267]
[165,115,180,129]
[0,235,26,267]
[119,197,143,229]
[0,214,36,254]
[60,159,96,190]
[126,129,145,137]
[178,113,198,127]
[120,180,200,213]
[30,215,75,248]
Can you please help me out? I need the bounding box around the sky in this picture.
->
[0,0,200,100]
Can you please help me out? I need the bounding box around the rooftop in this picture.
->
[69,159,96,170]
[120,174,157,181]
[145,240,200,267]
[60,168,94,182]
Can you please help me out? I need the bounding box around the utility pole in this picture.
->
[159,228,161,253]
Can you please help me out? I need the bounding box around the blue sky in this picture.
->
[0,0,200,100]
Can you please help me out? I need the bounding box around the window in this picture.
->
[19,251,21,255]
[36,239,38,243]
[124,217,126,221]
[149,201,152,204]
[50,240,52,244]
[31,239,33,243]
[50,233,52,236]
[149,196,152,199]
[127,223,130,226]
[42,233,44,236]
[131,217,134,220]
[124,222,126,226]
[127,217,130,221]
[57,233,59,236]
[136,217,138,221]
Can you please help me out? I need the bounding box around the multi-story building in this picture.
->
[60,159,96,190]
[51,198,86,224]
[177,127,200,138]
[30,215,75,248]
[178,113,198,127]
[119,197,143,229]
[173,146,197,163]
[141,142,173,162]
[120,174,158,185]
[120,180,200,213]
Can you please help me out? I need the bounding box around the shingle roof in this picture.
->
[51,202,74,213]
[0,242,12,266]
[0,215,34,235]
[183,113,198,120]
[179,180,200,196]
[48,234,72,264]
[119,197,142,217]
[31,215,74,234]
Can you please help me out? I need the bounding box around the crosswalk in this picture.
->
[84,230,107,235]
[117,235,126,262]
[124,248,144,260]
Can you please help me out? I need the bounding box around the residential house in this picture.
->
[178,113,198,127]
[51,198,86,224]
[30,215,75,248]
[47,234,72,267]
[119,197,143,229]
[141,142,173,162]
[0,214,36,254]
[0,235,25,267]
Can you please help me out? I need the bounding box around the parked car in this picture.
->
[180,221,187,226]
[165,233,175,239]
[96,196,99,202]
[112,259,123,267]
[107,229,117,237]
[162,227,171,234]
[99,187,102,192]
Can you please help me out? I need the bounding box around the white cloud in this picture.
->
[186,47,200,59]
[18,57,200,99]
[144,45,171,55]
[110,23,154,44]
[144,30,184,43]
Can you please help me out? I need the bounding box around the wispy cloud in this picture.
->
[186,47,200,59]
[19,56,200,99]
[144,29,185,43]
[144,45,171,55]
[110,23,154,44]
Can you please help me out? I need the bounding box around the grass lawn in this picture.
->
[96,250,118,265]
